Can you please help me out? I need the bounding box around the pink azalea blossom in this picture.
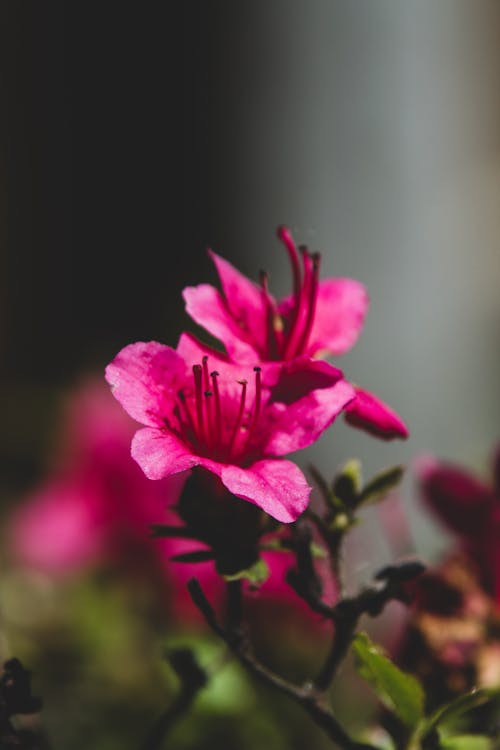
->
[105,335,354,523]
[183,226,408,440]
[418,448,500,603]
[8,380,179,579]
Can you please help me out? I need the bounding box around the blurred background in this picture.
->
[1,2,499,748]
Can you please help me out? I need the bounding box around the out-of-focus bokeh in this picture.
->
[1,3,500,748]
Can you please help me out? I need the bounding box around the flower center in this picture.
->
[173,358,262,464]
[259,227,321,361]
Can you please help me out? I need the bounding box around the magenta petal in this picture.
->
[343,386,409,440]
[10,482,103,573]
[131,428,200,479]
[305,278,369,357]
[183,283,258,361]
[209,251,268,355]
[105,341,187,427]
[176,332,228,364]
[220,459,310,523]
[419,460,494,537]
[265,375,355,455]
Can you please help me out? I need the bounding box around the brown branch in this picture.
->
[187,579,378,750]
[140,649,207,750]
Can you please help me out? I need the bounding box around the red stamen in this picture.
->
[260,270,281,360]
[283,246,313,359]
[177,389,197,444]
[204,389,214,451]
[193,364,205,443]
[295,251,320,355]
[245,367,262,449]
[277,225,301,299]
[228,379,247,459]
[202,355,210,391]
[211,370,222,452]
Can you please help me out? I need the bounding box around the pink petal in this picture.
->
[176,332,249,385]
[183,284,258,361]
[220,459,311,523]
[264,362,355,454]
[9,482,103,573]
[304,278,369,357]
[343,386,409,440]
[418,459,494,537]
[105,342,187,427]
[176,332,228,364]
[131,428,199,479]
[209,251,268,355]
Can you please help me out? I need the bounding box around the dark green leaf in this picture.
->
[358,465,405,506]
[352,632,424,729]
[425,687,500,734]
[223,558,270,586]
[332,459,363,507]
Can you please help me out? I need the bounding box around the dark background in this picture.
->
[1,3,231,383]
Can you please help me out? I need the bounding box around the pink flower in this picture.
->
[8,380,178,578]
[418,448,500,602]
[105,335,354,523]
[183,226,408,440]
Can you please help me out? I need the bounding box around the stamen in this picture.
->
[277,225,301,299]
[203,389,214,451]
[295,251,320,355]
[202,355,210,392]
[260,270,281,360]
[210,370,222,451]
[283,246,313,359]
[245,367,262,449]
[228,379,247,458]
[177,389,197,443]
[193,364,205,443]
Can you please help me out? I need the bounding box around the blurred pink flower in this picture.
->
[105,335,354,523]
[418,448,500,602]
[8,380,178,578]
[183,226,408,440]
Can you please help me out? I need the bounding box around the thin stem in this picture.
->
[314,601,359,692]
[140,650,207,750]
[187,579,377,750]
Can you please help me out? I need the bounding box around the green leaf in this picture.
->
[352,632,425,729]
[332,459,363,507]
[357,465,405,506]
[439,736,491,750]
[223,558,270,586]
[425,687,500,734]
